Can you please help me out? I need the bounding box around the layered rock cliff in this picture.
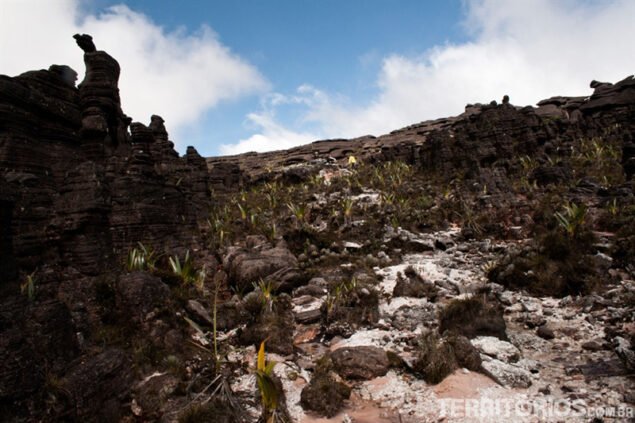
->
[1,34,634,422]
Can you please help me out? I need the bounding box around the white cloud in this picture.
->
[0,0,267,151]
[223,0,635,153]
[3,0,634,156]
[219,109,317,155]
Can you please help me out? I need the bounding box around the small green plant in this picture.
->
[372,167,386,188]
[255,341,283,423]
[208,216,227,247]
[454,200,484,237]
[396,196,410,211]
[169,250,206,288]
[554,202,587,238]
[415,194,433,210]
[380,192,395,206]
[572,136,623,187]
[382,161,412,188]
[325,277,358,315]
[249,209,260,228]
[519,155,538,172]
[20,270,37,301]
[287,202,308,227]
[264,222,278,243]
[340,197,354,225]
[126,242,158,271]
[265,192,278,209]
[254,279,276,311]
[308,174,323,187]
[481,260,498,276]
[607,198,619,216]
[237,203,248,221]
[210,271,223,372]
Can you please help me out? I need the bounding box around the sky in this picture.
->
[1,1,634,157]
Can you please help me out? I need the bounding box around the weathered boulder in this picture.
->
[224,244,302,293]
[117,272,170,322]
[215,296,250,331]
[480,355,532,388]
[331,346,390,380]
[614,336,635,371]
[239,294,295,355]
[133,372,180,419]
[471,336,521,363]
[61,348,133,421]
[439,296,508,340]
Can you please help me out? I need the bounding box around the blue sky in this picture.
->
[90,0,467,154]
[2,1,635,156]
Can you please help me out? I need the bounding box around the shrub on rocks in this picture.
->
[392,265,438,300]
[177,398,241,423]
[238,293,295,355]
[438,295,507,340]
[300,356,351,417]
[488,228,600,297]
[322,277,380,331]
[413,332,481,384]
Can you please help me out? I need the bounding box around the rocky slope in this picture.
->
[1,35,634,422]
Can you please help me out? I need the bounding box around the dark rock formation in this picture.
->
[60,348,133,421]
[1,30,634,422]
[74,33,130,157]
[239,293,295,355]
[223,242,302,293]
[207,75,635,191]
[0,35,211,421]
[330,346,390,380]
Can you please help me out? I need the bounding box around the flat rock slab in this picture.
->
[471,336,520,363]
[480,355,532,388]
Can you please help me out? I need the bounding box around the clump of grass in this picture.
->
[323,277,379,329]
[413,331,481,384]
[489,201,600,297]
[169,250,206,288]
[253,279,276,311]
[126,242,158,271]
[571,136,624,186]
[287,202,309,228]
[300,355,351,417]
[178,398,241,423]
[20,270,37,301]
[554,202,587,238]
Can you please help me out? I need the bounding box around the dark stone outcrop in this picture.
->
[117,272,170,322]
[74,33,130,157]
[207,74,635,188]
[61,348,133,421]
[330,346,390,380]
[223,242,302,293]
[1,29,634,422]
[0,35,210,421]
